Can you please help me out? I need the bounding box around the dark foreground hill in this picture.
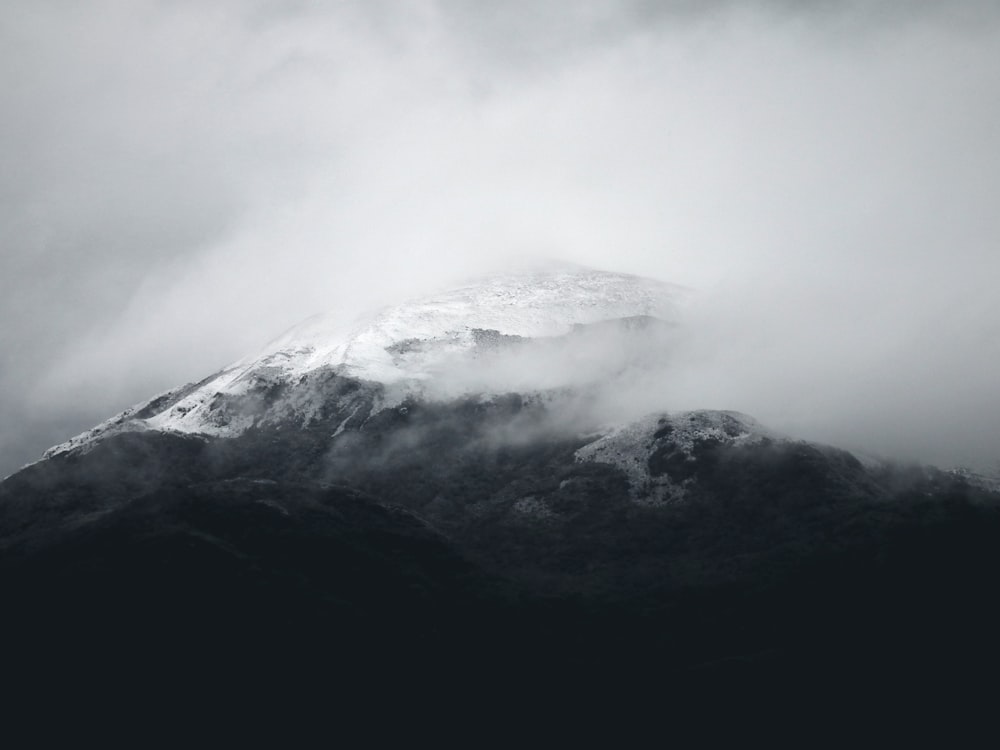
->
[4,382,1000,715]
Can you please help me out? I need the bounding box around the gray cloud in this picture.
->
[2,0,1000,476]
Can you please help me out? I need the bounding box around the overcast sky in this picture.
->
[3,0,1000,477]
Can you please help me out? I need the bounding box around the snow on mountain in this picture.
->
[243,265,683,381]
[945,466,1000,493]
[45,266,687,457]
[575,410,781,505]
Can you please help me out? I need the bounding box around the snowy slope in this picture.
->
[576,410,782,505]
[241,265,683,382]
[45,266,686,457]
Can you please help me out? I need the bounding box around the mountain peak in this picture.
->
[249,265,685,381]
[45,265,685,457]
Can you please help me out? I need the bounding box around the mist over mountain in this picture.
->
[4,0,1000,481]
[3,266,1000,720]
[4,2,1000,728]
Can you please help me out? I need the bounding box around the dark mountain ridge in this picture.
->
[3,268,999,717]
[4,371,1000,706]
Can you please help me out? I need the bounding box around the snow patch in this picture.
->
[332,404,362,439]
[575,410,780,505]
[946,467,1000,493]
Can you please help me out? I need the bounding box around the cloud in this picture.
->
[2,0,1000,475]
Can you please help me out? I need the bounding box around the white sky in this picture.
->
[2,1,1000,475]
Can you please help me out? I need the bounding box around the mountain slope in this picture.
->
[3,264,1000,706]
[44,266,684,456]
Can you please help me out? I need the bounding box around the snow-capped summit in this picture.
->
[244,264,683,381]
[45,265,686,457]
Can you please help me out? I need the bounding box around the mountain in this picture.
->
[43,265,684,454]
[3,265,1000,713]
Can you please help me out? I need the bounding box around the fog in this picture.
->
[399,314,680,431]
[2,1,1000,476]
